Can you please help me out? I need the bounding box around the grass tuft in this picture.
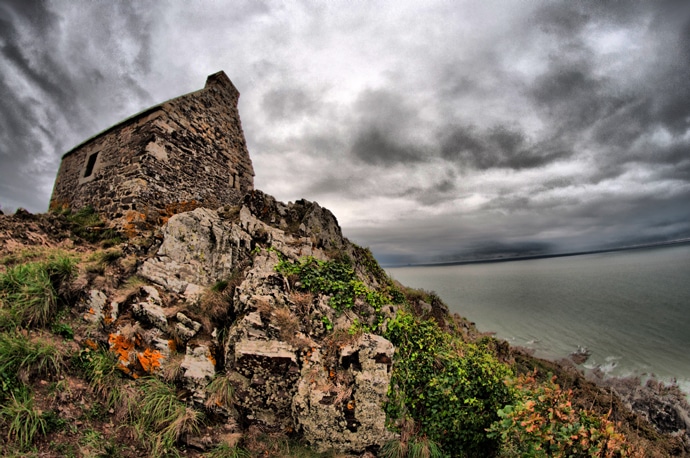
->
[133,377,202,457]
[0,254,76,328]
[0,389,47,450]
[0,332,64,396]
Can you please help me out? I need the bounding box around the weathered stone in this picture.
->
[132,286,168,330]
[138,207,252,290]
[292,333,397,453]
[50,71,254,226]
[82,290,107,323]
[181,344,216,404]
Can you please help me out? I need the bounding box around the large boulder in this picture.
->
[292,333,397,452]
[138,207,252,292]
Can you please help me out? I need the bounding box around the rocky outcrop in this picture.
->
[293,333,396,452]
[75,191,397,454]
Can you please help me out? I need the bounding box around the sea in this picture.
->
[386,243,690,395]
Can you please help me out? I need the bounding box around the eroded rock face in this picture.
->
[138,207,252,292]
[86,191,397,453]
[292,333,396,452]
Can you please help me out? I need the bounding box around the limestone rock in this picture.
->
[132,286,168,330]
[175,312,202,341]
[138,207,252,291]
[181,344,216,404]
[82,290,107,323]
[292,333,397,453]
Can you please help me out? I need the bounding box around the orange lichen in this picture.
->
[159,200,202,225]
[109,333,134,364]
[346,400,356,411]
[207,352,217,367]
[167,339,176,353]
[137,348,163,373]
[83,339,99,350]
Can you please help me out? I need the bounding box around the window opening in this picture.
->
[84,152,99,178]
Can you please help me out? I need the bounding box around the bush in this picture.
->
[275,256,400,332]
[487,372,634,457]
[385,311,514,456]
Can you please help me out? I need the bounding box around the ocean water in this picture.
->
[387,244,690,393]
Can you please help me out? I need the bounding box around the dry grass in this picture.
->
[289,290,314,317]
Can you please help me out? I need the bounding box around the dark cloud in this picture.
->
[348,89,429,165]
[261,86,318,121]
[350,127,425,165]
[440,124,569,170]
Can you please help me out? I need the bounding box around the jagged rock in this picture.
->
[231,339,301,430]
[139,207,253,292]
[132,287,168,330]
[181,344,216,404]
[82,290,107,323]
[292,333,397,453]
[175,312,202,341]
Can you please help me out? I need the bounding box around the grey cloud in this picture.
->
[348,89,429,165]
[351,127,425,165]
[261,86,318,121]
[440,124,569,170]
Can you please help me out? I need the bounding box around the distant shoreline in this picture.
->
[386,238,690,268]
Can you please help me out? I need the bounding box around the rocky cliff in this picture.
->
[0,193,688,457]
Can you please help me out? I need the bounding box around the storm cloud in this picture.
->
[1,0,689,265]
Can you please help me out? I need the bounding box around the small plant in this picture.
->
[132,377,202,456]
[0,388,47,450]
[206,442,251,458]
[74,348,122,405]
[205,372,235,409]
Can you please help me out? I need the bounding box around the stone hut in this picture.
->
[50,71,254,226]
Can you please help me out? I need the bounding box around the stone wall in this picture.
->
[50,71,254,226]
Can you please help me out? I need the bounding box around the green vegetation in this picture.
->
[0,333,64,399]
[0,389,47,450]
[132,377,202,457]
[487,372,634,457]
[0,253,75,329]
[275,255,403,331]
[385,311,515,457]
[62,205,123,245]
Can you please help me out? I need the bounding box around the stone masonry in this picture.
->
[50,71,254,226]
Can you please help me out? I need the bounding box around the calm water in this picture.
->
[387,244,690,392]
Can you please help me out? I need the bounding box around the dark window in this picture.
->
[84,152,99,178]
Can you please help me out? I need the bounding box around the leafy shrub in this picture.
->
[487,372,634,457]
[385,311,514,456]
[275,256,401,331]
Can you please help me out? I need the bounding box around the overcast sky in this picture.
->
[1,1,690,265]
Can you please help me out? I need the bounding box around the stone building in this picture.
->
[50,71,254,226]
